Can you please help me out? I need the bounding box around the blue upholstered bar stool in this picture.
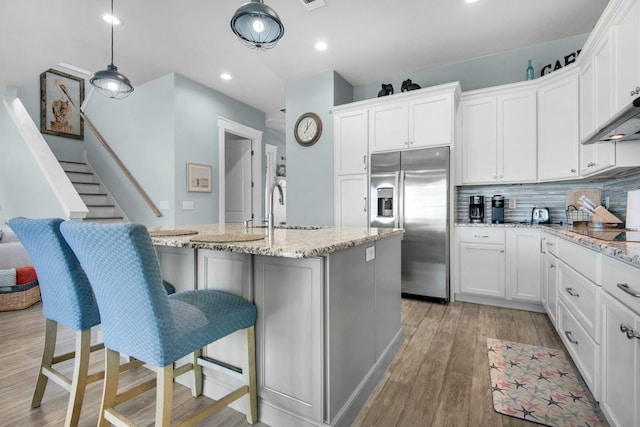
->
[60,221,257,427]
[8,218,143,427]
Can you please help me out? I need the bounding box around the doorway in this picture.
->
[218,118,263,224]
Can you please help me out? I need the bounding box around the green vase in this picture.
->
[526,60,534,80]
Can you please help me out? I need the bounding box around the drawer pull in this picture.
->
[474,235,490,238]
[620,324,640,340]
[550,264,556,269]
[565,287,580,298]
[617,283,640,298]
[564,330,578,345]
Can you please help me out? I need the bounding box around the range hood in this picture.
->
[581,95,640,145]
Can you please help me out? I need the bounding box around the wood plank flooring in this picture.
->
[351,299,564,427]
[0,300,563,426]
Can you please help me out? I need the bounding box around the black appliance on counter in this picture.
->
[469,196,484,223]
[492,195,504,224]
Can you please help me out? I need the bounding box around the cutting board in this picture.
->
[566,189,602,209]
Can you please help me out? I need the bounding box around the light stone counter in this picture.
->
[149,223,404,258]
[455,222,640,268]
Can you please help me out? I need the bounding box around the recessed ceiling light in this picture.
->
[101,14,123,25]
[315,41,328,51]
[465,0,479,3]
[220,73,232,80]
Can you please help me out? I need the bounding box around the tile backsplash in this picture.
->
[455,169,640,224]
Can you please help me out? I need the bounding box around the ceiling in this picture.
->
[0,0,608,133]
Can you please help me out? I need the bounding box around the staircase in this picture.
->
[59,161,126,223]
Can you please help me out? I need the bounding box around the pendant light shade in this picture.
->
[90,0,134,99]
[230,0,285,50]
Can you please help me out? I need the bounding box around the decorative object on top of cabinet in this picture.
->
[369,82,458,152]
[539,49,581,76]
[294,112,322,146]
[377,84,394,97]
[526,59,534,80]
[401,79,421,92]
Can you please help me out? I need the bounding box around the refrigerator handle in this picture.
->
[393,171,400,228]
[399,170,405,229]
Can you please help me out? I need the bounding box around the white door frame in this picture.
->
[218,117,263,224]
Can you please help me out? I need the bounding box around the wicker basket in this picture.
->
[0,281,40,312]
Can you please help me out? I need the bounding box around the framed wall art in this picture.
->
[40,68,84,140]
[187,163,212,192]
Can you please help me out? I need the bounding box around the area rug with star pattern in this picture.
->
[486,338,608,427]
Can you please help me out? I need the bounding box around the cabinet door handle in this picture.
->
[474,235,490,238]
[540,238,546,253]
[363,197,367,212]
[617,283,640,297]
[564,330,578,345]
[550,264,556,268]
[571,168,576,173]
[565,287,580,298]
[620,324,640,340]
[363,155,367,170]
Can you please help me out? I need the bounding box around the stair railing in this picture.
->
[80,111,162,218]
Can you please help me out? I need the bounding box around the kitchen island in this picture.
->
[150,224,404,427]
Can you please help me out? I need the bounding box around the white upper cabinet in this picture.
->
[537,70,580,181]
[334,109,368,175]
[460,86,537,184]
[368,84,458,152]
[369,102,409,152]
[580,57,616,176]
[613,0,640,113]
[460,97,497,184]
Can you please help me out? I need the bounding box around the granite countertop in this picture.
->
[455,222,640,268]
[149,224,404,259]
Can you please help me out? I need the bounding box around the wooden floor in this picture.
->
[0,300,563,427]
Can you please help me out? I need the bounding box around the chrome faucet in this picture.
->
[268,181,284,231]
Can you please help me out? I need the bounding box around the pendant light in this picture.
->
[90,0,134,99]
[230,0,285,50]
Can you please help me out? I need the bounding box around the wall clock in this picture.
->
[294,112,322,146]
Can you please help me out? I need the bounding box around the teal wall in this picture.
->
[286,71,352,226]
[83,73,176,227]
[173,74,265,225]
[353,33,589,101]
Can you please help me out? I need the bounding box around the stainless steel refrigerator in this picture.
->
[369,147,449,302]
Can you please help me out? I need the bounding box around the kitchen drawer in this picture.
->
[556,238,599,283]
[558,300,599,398]
[601,255,640,316]
[558,260,601,342]
[457,227,505,244]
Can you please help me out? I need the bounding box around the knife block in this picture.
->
[590,206,623,224]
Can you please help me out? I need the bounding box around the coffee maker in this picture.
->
[492,195,505,224]
[469,196,484,223]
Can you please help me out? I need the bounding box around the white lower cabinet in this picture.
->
[455,227,542,308]
[600,291,639,427]
[558,300,600,395]
[600,254,640,427]
[334,174,368,227]
[506,229,541,302]
[542,250,559,326]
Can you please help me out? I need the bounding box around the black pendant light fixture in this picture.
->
[230,0,285,50]
[90,0,134,99]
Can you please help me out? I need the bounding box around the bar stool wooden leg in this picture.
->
[31,318,57,409]
[243,326,257,424]
[156,365,174,427]
[64,328,91,427]
[99,349,120,427]
[191,349,203,397]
